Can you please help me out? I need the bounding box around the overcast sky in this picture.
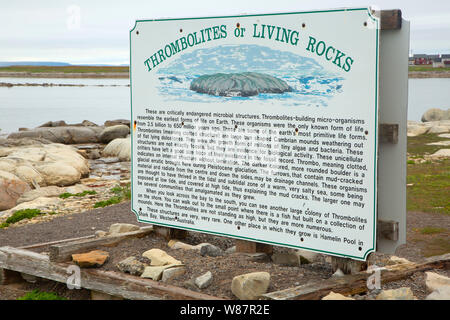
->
[1,0,449,65]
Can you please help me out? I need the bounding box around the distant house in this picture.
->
[412,54,450,67]
[413,54,432,65]
[442,54,450,66]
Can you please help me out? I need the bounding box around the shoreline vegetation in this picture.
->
[0,65,450,79]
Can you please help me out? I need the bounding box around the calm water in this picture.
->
[0,77,449,134]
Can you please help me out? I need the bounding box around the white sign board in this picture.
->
[130,8,379,260]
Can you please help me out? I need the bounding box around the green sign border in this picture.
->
[129,7,379,261]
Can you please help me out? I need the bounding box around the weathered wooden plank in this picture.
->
[0,246,224,300]
[49,226,154,262]
[379,123,399,144]
[19,234,96,250]
[262,255,450,300]
[374,9,402,30]
[235,239,273,254]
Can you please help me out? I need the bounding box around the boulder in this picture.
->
[142,249,182,266]
[231,272,271,300]
[421,108,450,122]
[99,125,130,143]
[117,256,147,276]
[104,119,131,128]
[426,287,450,300]
[34,162,81,186]
[195,271,213,289]
[190,72,292,97]
[376,287,416,300]
[16,186,64,204]
[0,170,31,211]
[38,120,67,127]
[430,149,450,159]
[161,266,186,282]
[425,272,450,292]
[72,250,109,268]
[81,120,98,127]
[109,223,140,234]
[8,126,101,144]
[407,125,429,137]
[389,256,412,265]
[322,291,354,300]
[427,126,449,134]
[102,137,131,161]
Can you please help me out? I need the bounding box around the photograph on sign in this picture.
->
[131,8,379,260]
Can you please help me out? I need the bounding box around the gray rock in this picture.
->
[190,72,292,97]
[421,108,450,122]
[271,252,299,266]
[161,266,186,282]
[200,243,224,257]
[195,271,213,289]
[426,287,450,300]
[8,126,100,144]
[117,256,147,276]
[104,119,131,128]
[225,246,236,254]
[99,125,130,143]
[38,120,67,127]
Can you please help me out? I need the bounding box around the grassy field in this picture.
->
[0,65,129,74]
[407,134,450,215]
[409,66,450,72]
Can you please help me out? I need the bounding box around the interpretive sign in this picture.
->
[130,8,380,260]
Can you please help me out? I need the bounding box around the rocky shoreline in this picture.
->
[0,119,131,223]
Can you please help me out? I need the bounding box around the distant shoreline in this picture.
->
[0,70,449,79]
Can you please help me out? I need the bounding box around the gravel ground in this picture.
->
[0,202,448,300]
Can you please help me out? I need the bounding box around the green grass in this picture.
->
[59,190,97,199]
[0,65,129,74]
[93,184,131,208]
[407,134,449,158]
[406,135,450,215]
[17,289,67,300]
[5,209,43,224]
[409,66,450,72]
[0,209,61,228]
[419,227,447,235]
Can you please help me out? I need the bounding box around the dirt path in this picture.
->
[0,201,144,248]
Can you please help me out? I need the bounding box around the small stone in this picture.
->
[195,271,213,289]
[425,272,450,292]
[95,230,109,237]
[72,250,109,268]
[117,256,147,276]
[244,252,270,262]
[426,287,450,300]
[200,243,224,257]
[322,291,354,300]
[183,278,198,291]
[21,273,38,283]
[109,223,140,234]
[271,252,299,266]
[231,272,270,300]
[142,248,182,266]
[168,240,195,250]
[376,287,416,300]
[141,264,182,281]
[332,269,345,277]
[162,266,186,282]
[389,256,412,265]
[225,246,236,254]
[296,249,319,264]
